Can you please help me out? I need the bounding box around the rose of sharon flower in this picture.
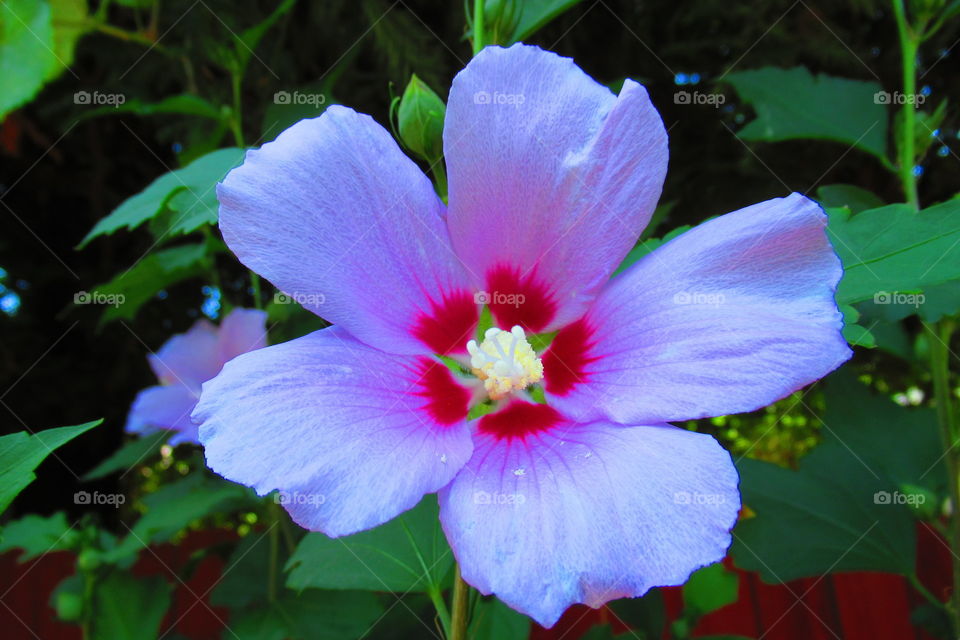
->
[194,44,851,626]
[126,308,267,445]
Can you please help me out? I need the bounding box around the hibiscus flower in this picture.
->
[127,308,267,445]
[194,44,850,626]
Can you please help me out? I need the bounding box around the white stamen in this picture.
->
[467,325,544,400]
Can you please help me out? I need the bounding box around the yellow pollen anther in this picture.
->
[466,326,544,400]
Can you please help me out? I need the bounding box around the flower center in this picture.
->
[466,326,544,400]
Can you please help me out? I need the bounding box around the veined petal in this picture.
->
[218,106,477,356]
[217,308,268,363]
[125,384,199,443]
[444,44,667,332]
[194,327,473,537]
[544,193,852,424]
[439,414,739,627]
[148,319,219,387]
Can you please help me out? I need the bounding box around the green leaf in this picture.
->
[828,201,960,313]
[733,451,915,581]
[485,0,585,44]
[49,0,88,76]
[470,597,530,640]
[90,241,212,324]
[397,74,446,163]
[106,473,251,562]
[90,570,171,640]
[82,431,169,481]
[233,0,296,72]
[232,591,384,640]
[724,67,888,159]
[840,305,875,348]
[0,512,75,560]
[820,371,943,492]
[0,420,102,514]
[815,184,884,214]
[607,589,665,640]
[286,495,452,592]
[210,532,274,608]
[732,372,941,582]
[77,94,225,122]
[683,563,738,615]
[78,147,245,247]
[0,0,56,119]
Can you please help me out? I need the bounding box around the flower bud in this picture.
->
[397,74,446,164]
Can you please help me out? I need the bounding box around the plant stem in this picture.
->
[431,161,448,203]
[928,320,959,632]
[472,0,485,55]
[450,564,471,640]
[250,272,263,310]
[428,586,452,639]
[267,499,281,603]
[891,0,920,210]
[230,71,246,148]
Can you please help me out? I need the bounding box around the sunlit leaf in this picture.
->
[829,201,960,314]
[0,420,102,514]
[725,67,888,160]
[78,147,245,247]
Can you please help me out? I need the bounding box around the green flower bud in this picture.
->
[55,591,84,622]
[397,74,446,164]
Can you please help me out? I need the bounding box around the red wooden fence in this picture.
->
[0,523,950,639]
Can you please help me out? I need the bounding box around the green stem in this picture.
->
[472,0,485,55]
[250,272,263,310]
[80,569,94,639]
[450,565,471,640]
[909,572,950,612]
[928,320,959,632]
[428,586,452,639]
[267,499,282,603]
[230,71,246,148]
[431,161,448,203]
[891,0,920,210]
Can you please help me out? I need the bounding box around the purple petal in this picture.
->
[439,418,739,627]
[125,384,199,443]
[444,44,667,332]
[217,308,268,363]
[194,327,474,537]
[217,106,476,356]
[543,193,852,424]
[148,319,219,388]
